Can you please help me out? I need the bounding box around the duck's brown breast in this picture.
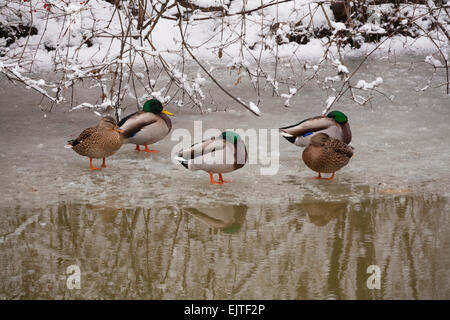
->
[302,143,351,173]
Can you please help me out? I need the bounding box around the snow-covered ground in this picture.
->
[1,0,446,67]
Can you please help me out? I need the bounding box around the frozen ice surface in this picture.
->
[0,58,448,209]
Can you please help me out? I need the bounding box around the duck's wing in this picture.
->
[66,127,97,148]
[183,207,228,228]
[279,116,335,137]
[329,140,354,158]
[119,111,159,138]
[177,137,224,160]
[117,111,138,127]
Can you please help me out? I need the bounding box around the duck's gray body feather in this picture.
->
[280,116,351,147]
[177,136,247,174]
[119,111,171,145]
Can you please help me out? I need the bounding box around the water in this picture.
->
[0,57,449,299]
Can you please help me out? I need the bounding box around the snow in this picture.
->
[281,87,297,107]
[325,96,336,110]
[359,23,386,35]
[2,0,443,72]
[337,65,348,74]
[355,77,384,90]
[0,0,448,116]
[331,22,347,31]
[425,55,443,67]
[248,101,261,115]
[190,0,229,8]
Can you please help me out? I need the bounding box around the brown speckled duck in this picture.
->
[302,132,354,180]
[65,116,125,170]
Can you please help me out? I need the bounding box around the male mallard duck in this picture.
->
[280,110,352,147]
[175,131,247,185]
[302,132,353,180]
[65,116,124,170]
[118,99,173,153]
[183,205,247,233]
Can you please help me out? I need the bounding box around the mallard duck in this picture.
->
[302,132,353,180]
[65,116,125,170]
[280,110,352,147]
[118,99,173,153]
[183,205,247,233]
[175,131,247,185]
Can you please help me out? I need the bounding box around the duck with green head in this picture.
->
[183,205,247,234]
[65,116,125,170]
[175,131,248,185]
[118,99,174,153]
[279,110,352,147]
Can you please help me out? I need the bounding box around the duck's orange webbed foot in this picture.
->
[135,145,141,152]
[218,174,232,184]
[101,158,107,168]
[209,172,217,185]
[144,144,159,153]
[311,172,322,179]
[90,158,101,171]
[323,172,335,181]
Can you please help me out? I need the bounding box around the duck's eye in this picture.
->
[303,132,312,137]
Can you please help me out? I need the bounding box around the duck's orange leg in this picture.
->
[90,158,101,170]
[135,145,141,151]
[323,172,335,181]
[218,173,232,183]
[209,172,217,185]
[144,144,159,153]
[101,157,107,168]
[312,172,322,179]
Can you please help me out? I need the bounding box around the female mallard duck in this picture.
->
[65,116,125,170]
[280,110,352,147]
[175,131,247,185]
[118,99,173,153]
[302,132,354,180]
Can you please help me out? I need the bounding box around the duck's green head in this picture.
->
[143,99,174,116]
[222,131,241,144]
[222,224,242,234]
[327,110,348,124]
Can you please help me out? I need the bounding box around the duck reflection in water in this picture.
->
[296,201,347,227]
[183,205,247,234]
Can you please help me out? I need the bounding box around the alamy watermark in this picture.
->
[366,265,381,290]
[66,265,81,290]
[170,121,280,175]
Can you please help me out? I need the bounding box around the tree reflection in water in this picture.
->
[0,193,448,299]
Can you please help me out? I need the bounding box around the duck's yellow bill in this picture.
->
[162,109,174,116]
[116,128,125,133]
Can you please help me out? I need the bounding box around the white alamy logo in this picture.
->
[171,121,280,175]
[366,265,381,290]
[66,265,81,290]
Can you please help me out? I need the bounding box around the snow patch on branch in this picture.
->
[355,77,384,90]
[248,101,261,115]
